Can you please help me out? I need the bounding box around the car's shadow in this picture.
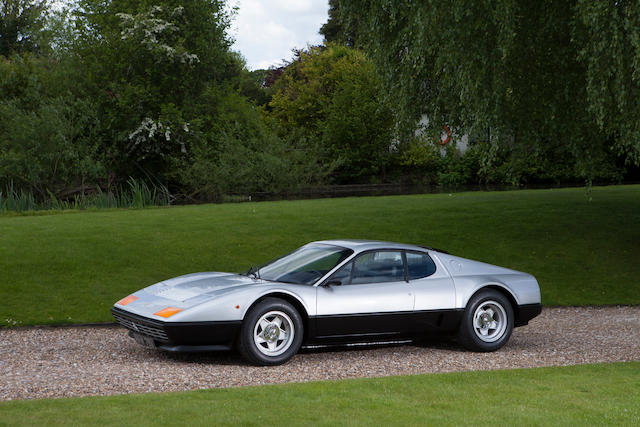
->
[143,337,465,366]
[149,349,245,365]
[298,337,461,354]
[410,336,467,351]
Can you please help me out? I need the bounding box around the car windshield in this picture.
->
[255,244,353,285]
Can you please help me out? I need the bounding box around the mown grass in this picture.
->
[0,362,638,425]
[1,185,639,326]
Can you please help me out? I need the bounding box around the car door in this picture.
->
[406,251,458,331]
[315,250,414,338]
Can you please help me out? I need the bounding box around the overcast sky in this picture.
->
[230,0,329,70]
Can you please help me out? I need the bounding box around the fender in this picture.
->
[245,288,313,318]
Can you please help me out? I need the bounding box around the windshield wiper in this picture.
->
[246,265,261,280]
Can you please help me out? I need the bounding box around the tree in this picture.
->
[237,68,271,107]
[319,0,357,46]
[66,0,325,199]
[267,44,393,182]
[574,0,640,165]
[336,0,639,181]
[0,0,47,56]
[0,55,103,195]
[72,0,239,181]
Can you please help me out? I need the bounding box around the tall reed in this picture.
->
[0,178,172,213]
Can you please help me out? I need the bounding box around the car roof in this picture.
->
[313,239,440,253]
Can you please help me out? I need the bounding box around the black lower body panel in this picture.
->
[112,307,241,351]
[307,309,464,345]
[515,303,542,326]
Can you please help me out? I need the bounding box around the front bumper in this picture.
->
[112,306,241,351]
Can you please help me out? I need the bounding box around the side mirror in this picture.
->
[322,279,342,287]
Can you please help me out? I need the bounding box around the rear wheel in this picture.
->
[457,289,513,352]
[238,298,303,365]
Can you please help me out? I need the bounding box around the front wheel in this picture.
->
[457,289,514,352]
[238,298,303,365]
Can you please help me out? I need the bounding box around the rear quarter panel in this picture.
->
[432,253,541,308]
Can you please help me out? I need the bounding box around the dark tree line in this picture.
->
[1,0,637,210]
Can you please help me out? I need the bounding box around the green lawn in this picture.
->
[0,362,637,425]
[1,185,639,326]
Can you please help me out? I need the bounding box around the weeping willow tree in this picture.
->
[334,0,640,182]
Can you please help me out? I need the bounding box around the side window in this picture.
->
[325,262,353,285]
[406,251,436,280]
[351,251,404,284]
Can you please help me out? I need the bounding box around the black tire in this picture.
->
[238,298,304,366]
[457,289,514,352]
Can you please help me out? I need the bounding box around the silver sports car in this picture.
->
[112,240,541,365]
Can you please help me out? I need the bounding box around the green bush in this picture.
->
[176,91,329,201]
[0,55,103,196]
[267,44,393,183]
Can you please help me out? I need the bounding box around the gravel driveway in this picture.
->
[1,306,638,401]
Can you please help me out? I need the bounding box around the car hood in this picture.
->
[144,272,256,303]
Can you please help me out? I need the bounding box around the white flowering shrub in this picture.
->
[128,117,189,158]
[112,5,198,158]
[116,5,199,64]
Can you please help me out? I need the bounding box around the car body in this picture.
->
[112,240,541,365]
